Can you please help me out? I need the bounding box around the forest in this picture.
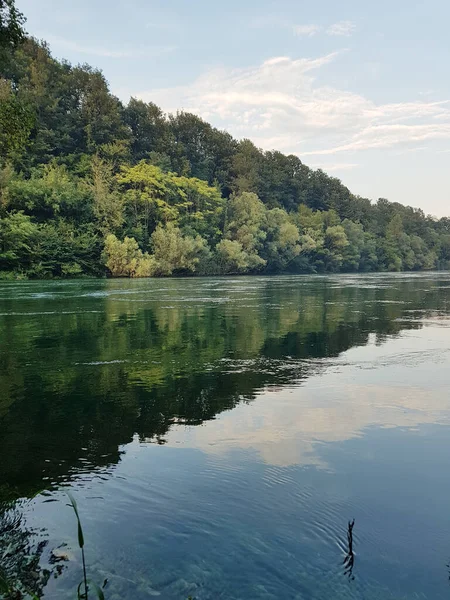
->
[1,1,450,279]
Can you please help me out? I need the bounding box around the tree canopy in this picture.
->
[0,5,449,279]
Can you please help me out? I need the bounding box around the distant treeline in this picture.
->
[1,4,450,278]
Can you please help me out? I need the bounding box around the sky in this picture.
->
[16,0,450,217]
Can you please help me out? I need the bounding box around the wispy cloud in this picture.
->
[45,35,176,59]
[251,16,356,38]
[293,24,321,37]
[318,163,359,171]
[327,20,356,36]
[128,52,450,166]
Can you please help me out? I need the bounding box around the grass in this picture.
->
[66,493,105,600]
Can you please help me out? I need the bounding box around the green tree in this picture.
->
[215,239,252,273]
[90,156,124,235]
[0,0,25,51]
[0,79,34,158]
[263,208,300,272]
[0,8,448,280]
[0,211,38,273]
[224,192,266,270]
[123,98,168,161]
[103,234,155,277]
[151,223,208,275]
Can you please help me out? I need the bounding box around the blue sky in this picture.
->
[17,0,450,216]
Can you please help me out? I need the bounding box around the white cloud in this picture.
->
[303,123,450,156]
[314,163,359,171]
[327,20,356,36]
[293,24,321,37]
[127,52,450,167]
[45,35,176,59]
[251,16,356,39]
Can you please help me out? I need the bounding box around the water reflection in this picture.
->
[0,499,53,597]
[343,519,355,580]
[1,274,450,599]
[1,274,449,499]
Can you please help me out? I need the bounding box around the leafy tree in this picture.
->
[0,78,34,158]
[32,221,101,277]
[0,0,25,51]
[6,163,92,222]
[263,208,300,271]
[103,234,155,277]
[118,161,179,246]
[151,223,208,275]
[341,219,365,271]
[0,211,38,272]
[0,11,447,279]
[123,98,168,161]
[231,139,262,195]
[90,156,124,235]
[167,111,236,191]
[216,239,263,274]
[224,192,266,268]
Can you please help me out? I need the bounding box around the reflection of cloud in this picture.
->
[164,327,450,468]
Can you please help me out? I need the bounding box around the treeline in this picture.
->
[1,9,450,278]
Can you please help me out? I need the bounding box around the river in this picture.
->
[1,273,450,599]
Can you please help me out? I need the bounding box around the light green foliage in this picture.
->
[151,223,208,275]
[223,192,267,271]
[323,225,349,271]
[103,234,155,277]
[341,219,365,271]
[263,208,300,271]
[0,211,38,271]
[6,163,91,221]
[216,239,263,274]
[173,175,224,244]
[118,161,224,247]
[118,161,178,245]
[90,156,124,235]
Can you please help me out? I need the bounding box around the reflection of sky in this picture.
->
[26,317,450,600]
[162,324,450,468]
[6,275,450,599]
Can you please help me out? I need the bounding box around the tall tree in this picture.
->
[0,0,25,52]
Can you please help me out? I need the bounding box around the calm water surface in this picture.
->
[1,273,450,599]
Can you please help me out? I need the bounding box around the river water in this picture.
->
[1,273,450,599]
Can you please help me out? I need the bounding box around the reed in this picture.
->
[66,493,105,600]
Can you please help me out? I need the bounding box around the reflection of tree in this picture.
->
[0,276,446,501]
[0,497,52,599]
[343,519,355,580]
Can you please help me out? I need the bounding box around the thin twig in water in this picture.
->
[343,519,355,580]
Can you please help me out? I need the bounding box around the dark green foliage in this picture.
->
[1,22,449,279]
[0,0,25,52]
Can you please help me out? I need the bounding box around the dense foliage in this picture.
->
[1,10,450,278]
